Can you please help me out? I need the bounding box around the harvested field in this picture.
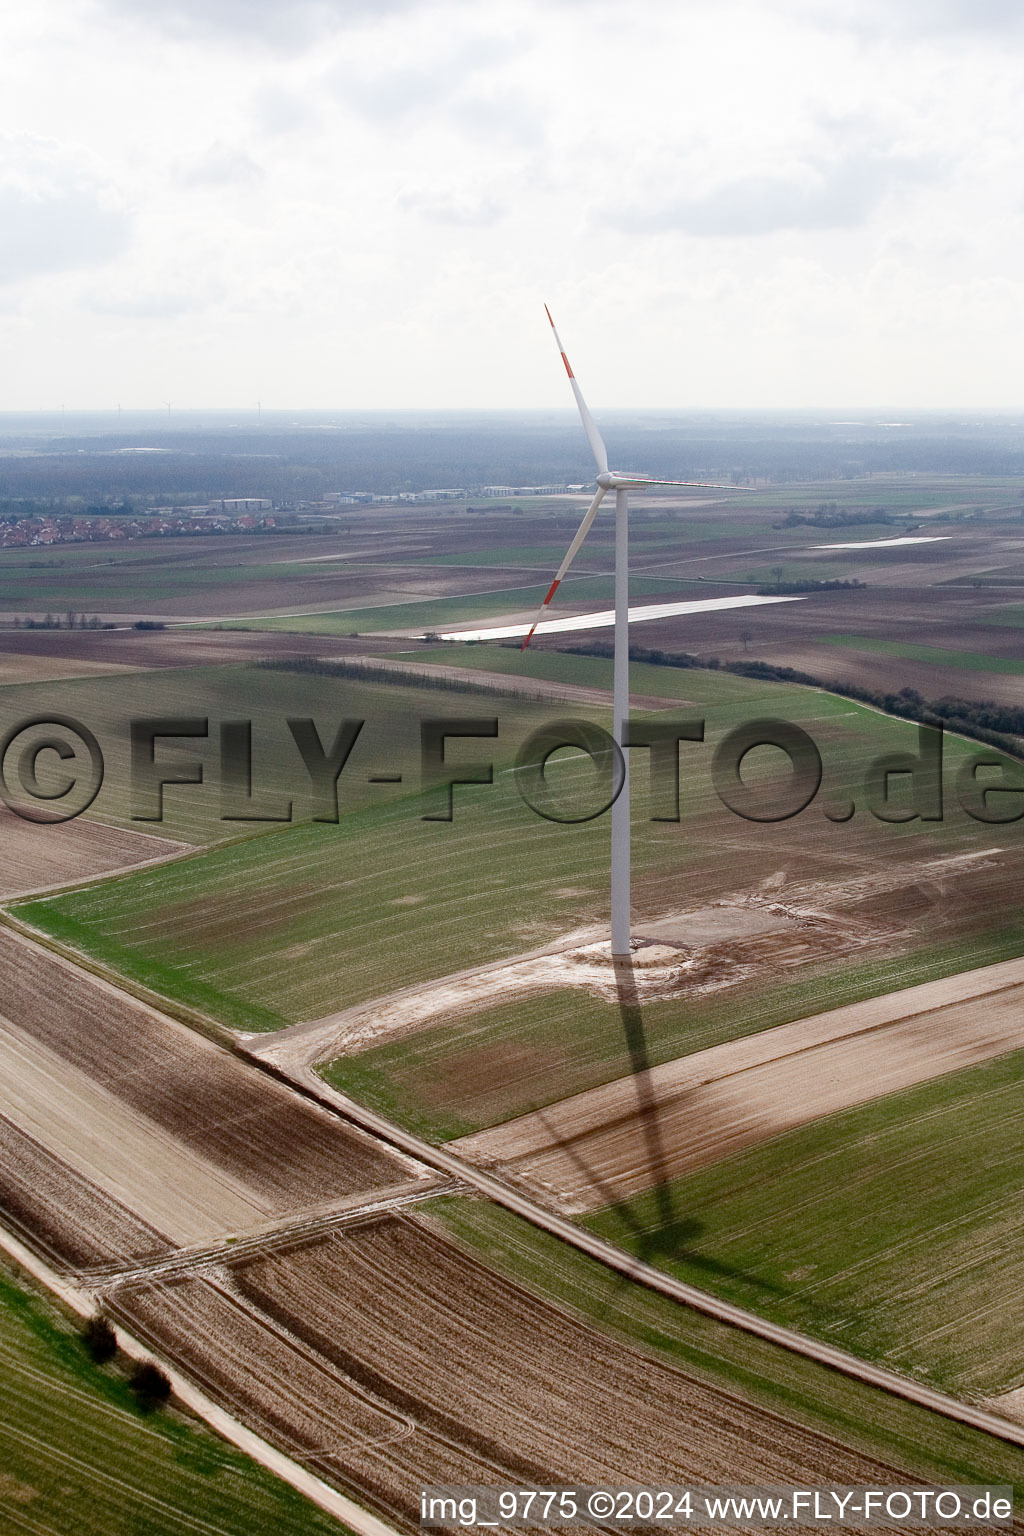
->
[0,1015,271,1244]
[0,805,183,899]
[533,575,1024,709]
[0,1115,170,1270]
[0,650,142,684]
[0,928,417,1262]
[453,955,1024,1211]
[739,639,1024,709]
[0,624,409,670]
[113,1214,922,1534]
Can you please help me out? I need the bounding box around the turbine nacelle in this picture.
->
[520,307,754,653]
[598,472,696,490]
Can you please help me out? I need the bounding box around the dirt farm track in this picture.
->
[113,1213,924,1535]
[3,914,1024,1529]
[0,926,418,1266]
[0,917,971,1535]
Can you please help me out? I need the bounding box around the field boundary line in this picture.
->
[0,908,235,1046]
[10,886,1024,1456]
[82,1176,463,1287]
[5,837,195,904]
[450,953,1024,1171]
[5,812,322,906]
[0,1217,400,1536]
[245,1053,1024,1454]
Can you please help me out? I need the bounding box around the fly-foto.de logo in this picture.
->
[0,713,1021,827]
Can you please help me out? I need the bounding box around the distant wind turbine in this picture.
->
[525,305,750,957]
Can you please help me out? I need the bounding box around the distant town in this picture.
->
[0,486,583,548]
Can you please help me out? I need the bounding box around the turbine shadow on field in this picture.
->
[531,957,684,1246]
[595,959,788,1298]
[519,960,786,1295]
[614,954,677,1235]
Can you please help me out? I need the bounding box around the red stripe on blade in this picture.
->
[544,578,560,604]
[560,352,574,379]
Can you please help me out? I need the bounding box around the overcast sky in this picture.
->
[4,0,1024,410]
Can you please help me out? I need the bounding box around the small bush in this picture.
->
[82,1314,117,1363]
[129,1361,172,1409]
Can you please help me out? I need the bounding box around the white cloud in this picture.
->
[4,0,1024,406]
[177,145,265,189]
[609,152,932,237]
[85,288,212,318]
[799,0,1024,37]
[0,134,129,286]
[398,186,503,226]
[97,0,425,47]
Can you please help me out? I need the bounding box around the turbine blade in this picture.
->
[615,477,755,490]
[545,305,609,475]
[521,484,607,650]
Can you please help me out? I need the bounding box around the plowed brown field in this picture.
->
[0,929,416,1262]
[0,805,182,898]
[113,1214,917,1534]
[0,1114,171,1269]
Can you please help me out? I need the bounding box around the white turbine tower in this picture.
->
[525,306,746,959]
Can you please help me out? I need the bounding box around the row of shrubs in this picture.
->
[755,578,866,594]
[553,640,1024,761]
[82,1313,171,1410]
[249,653,542,700]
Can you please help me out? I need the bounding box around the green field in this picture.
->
[416,543,599,567]
[784,522,902,543]
[414,524,771,565]
[0,1263,345,1536]
[203,574,702,636]
[430,1200,1024,1489]
[0,543,358,611]
[586,1049,1024,1399]
[981,603,1024,628]
[397,643,777,702]
[0,661,533,846]
[12,659,1008,1034]
[746,477,1023,515]
[736,560,855,584]
[821,634,1024,675]
[323,926,1024,1139]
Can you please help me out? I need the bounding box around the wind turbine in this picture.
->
[525,305,747,959]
